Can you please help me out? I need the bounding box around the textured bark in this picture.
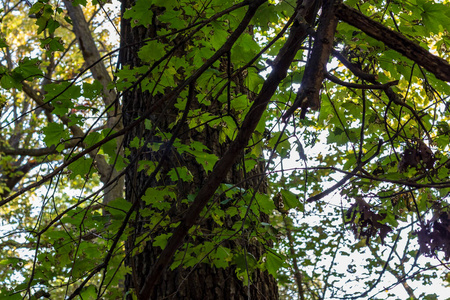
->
[120,0,278,299]
[336,3,450,82]
[283,0,339,119]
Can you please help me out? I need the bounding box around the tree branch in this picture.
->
[307,139,382,203]
[332,49,378,81]
[0,141,79,156]
[283,0,339,120]
[368,244,418,299]
[332,49,433,143]
[325,73,398,89]
[336,3,450,82]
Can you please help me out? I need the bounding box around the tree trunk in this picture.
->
[119,0,278,299]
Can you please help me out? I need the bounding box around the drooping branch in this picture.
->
[283,0,339,120]
[336,3,450,82]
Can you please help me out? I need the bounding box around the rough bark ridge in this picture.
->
[120,0,278,299]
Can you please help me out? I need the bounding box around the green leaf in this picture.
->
[0,74,20,89]
[106,198,132,216]
[138,40,166,63]
[46,18,60,35]
[44,82,81,116]
[268,132,291,157]
[178,141,219,173]
[0,289,22,300]
[212,246,231,269]
[210,21,229,50]
[67,157,94,179]
[34,4,58,34]
[221,116,238,140]
[265,251,285,277]
[194,151,218,173]
[255,193,276,214]
[142,186,176,210]
[29,2,44,15]
[42,123,69,147]
[123,0,153,27]
[380,211,399,227]
[153,233,172,249]
[327,126,347,146]
[421,3,450,34]
[100,135,117,156]
[84,132,103,148]
[245,68,264,93]
[243,156,258,172]
[40,36,65,52]
[167,167,193,182]
[72,0,87,6]
[231,94,250,111]
[158,9,185,30]
[13,58,43,81]
[234,252,257,286]
[281,190,301,210]
[79,285,96,300]
[0,257,25,266]
[83,80,103,99]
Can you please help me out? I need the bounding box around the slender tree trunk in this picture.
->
[119,0,278,299]
[63,0,124,206]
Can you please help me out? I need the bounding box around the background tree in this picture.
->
[1,0,450,299]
